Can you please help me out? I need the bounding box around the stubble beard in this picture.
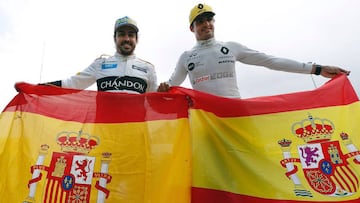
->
[118,42,135,56]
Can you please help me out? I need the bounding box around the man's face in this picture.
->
[191,13,215,40]
[114,26,138,56]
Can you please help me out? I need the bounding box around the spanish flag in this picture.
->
[0,75,359,203]
[0,83,191,202]
[173,74,360,203]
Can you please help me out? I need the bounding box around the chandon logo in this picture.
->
[97,76,147,93]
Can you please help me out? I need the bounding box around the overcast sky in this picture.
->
[1,0,359,110]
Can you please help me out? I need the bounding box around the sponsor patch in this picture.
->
[97,76,147,93]
[132,65,147,73]
[101,63,117,69]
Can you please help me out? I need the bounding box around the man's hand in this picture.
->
[322,66,350,78]
[157,82,171,92]
[14,82,22,92]
[312,64,350,78]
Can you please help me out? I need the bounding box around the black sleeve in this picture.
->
[39,80,62,87]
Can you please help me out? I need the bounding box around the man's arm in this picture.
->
[311,64,350,78]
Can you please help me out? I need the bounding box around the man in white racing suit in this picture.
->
[157,3,350,98]
[44,16,157,94]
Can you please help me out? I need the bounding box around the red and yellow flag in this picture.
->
[0,75,359,203]
[0,83,191,203]
[174,75,360,203]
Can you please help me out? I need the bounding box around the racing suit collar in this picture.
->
[196,38,216,47]
[114,52,136,59]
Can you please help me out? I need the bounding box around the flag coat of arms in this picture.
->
[0,74,359,203]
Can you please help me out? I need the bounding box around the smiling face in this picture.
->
[190,13,215,41]
[114,26,138,56]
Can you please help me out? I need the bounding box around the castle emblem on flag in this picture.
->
[278,114,360,198]
[23,130,112,203]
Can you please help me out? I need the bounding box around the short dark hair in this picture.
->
[191,12,215,26]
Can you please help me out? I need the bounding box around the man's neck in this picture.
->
[196,37,215,47]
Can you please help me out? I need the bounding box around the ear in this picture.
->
[190,24,194,32]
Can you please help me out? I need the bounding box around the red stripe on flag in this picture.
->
[335,165,358,193]
[333,169,351,193]
[173,75,358,117]
[54,180,61,203]
[345,165,360,191]
[191,187,360,203]
[6,83,189,123]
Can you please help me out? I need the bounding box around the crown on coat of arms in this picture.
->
[340,132,349,140]
[291,114,334,143]
[278,138,292,147]
[40,144,50,151]
[56,130,99,154]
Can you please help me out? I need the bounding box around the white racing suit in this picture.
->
[168,38,313,97]
[59,53,157,94]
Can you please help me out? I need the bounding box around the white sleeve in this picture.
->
[147,64,158,92]
[168,52,189,86]
[228,42,313,74]
[61,60,100,90]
